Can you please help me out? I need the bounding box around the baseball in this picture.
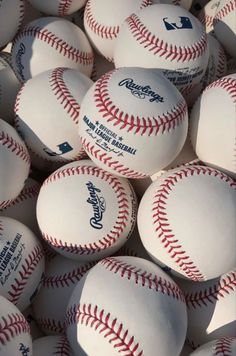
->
[36,159,137,261]
[0,178,41,235]
[90,52,114,82]
[183,33,227,105]
[14,67,93,165]
[33,255,95,335]
[0,216,45,311]
[28,0,86,16]
[84,0,152,61]
[0,0,24,49]
[190,74,236,178]
[179,269,236,347]
[189,337,236,355]
[198,0,221,33]
[137,165,236,281]
[114,4,209,97]
[22,306,44,340]
[78,67,188,178]
[160,0,193,10]
[0,296,32,356]
[33,335,73,356]
[213,0,236,58]
[11,17,94,82]
[65,256,187,356]
[0,54,21,123]
[0,119,30,210]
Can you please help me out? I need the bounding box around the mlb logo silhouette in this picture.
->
[163,16,193,30]
[43,141,73,156]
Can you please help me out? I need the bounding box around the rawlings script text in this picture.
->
[118,78,164,103]
[86,181,106,229]
[15,43,26,81]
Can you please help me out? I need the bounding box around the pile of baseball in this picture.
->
[0,0,235,355]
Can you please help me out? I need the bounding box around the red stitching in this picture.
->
[198,12,214,29]
[54,336,71,356]
[0,312,30,345]
[0,130,30,165]
[216,45,227,79]
[50,67,81,125]
[7,245,44,305]
[41,165,131,255]
[185,270,236,309]
[81,137,148,179]
[152,166,236,282]
[85,0,151,40]
[42,262,95,288]
[94,70,187,135]
[127,13,207,62]
[214,0,236,24]
[214,337,235,356]
[204,76,236,102]
[58,0,73,16]
[17,0,25,35]
[13,26,94,66]
[36,317,64,334]
[100,257,185,301]
[0,181,40,212]
[65,303,144,356]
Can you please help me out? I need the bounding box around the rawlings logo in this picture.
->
[118,78,164,103]
[86,181,106,230]
[15,43,26,81]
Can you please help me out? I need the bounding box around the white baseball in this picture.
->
[179,270,236,347]
[183,33,227,106]
[114,4,209,97]
[0,217,45,311]
[11,17,94,82]
[137,165,236,282]
[0,296,32,356]
[36,159,137,261]
[0,119,30,210]
[33,255,96,335]
[33,335,74,356]
[0,178,41,235]
[190,74,236,178]
[84,0,152,61]
[213,0,236,58]
[189,337,236,355]
[65,256,187,356]
[78,67,188,178]
[28,0,86,16]
[0,54,21,123]
[160,0,193,10]
[198,0,221,33]
[0,0,24,49]
[14,67,93,165]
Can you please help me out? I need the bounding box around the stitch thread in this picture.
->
[13,25,94,65]
[43,262,95,288]
[94,70,187,135]
[36,317,64,334]
[7,245,44,305]
[214,0,236,24]
[101,257,185,301]
[53,335,71,356]
[58,0,73,16]
[214,337,235,356]
[0,130,30,165]
[0,183,40,212]
[126,13,207,62]
[65,303,144,355]
[81,138,148,179]
[204,76,236,102]
[49,67,81,125]
[85,0,151,40]
[152,166,236,282]
[185,270,236,309]
[0,312,30,345]
[41,165,131,255]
